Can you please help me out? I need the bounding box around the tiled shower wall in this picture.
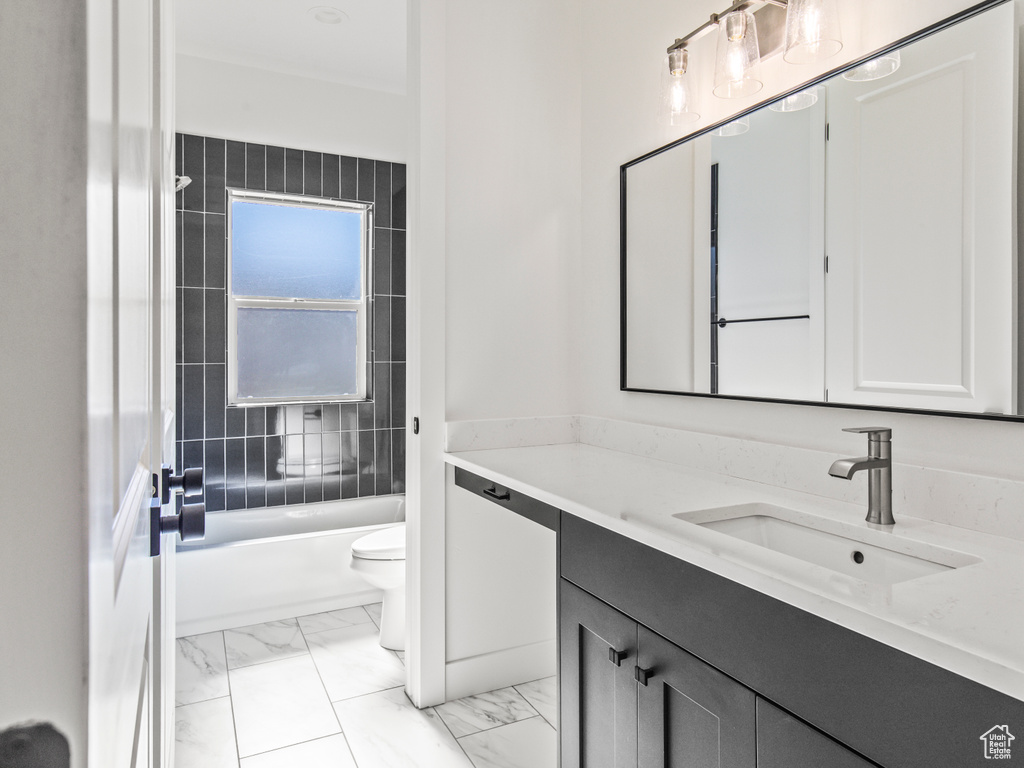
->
[175,133,406,512]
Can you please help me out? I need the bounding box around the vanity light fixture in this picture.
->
[711,115,751,136]
[660,48,701,124]
[665,0,843,106]
[767,86,818,112]
[842,50,901,82]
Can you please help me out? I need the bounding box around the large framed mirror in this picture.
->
[621,0,1020,419]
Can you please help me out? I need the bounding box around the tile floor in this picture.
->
[175,602,558,768]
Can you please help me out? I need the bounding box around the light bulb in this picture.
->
[659,50,700,125]
[713,10,763,99]
[784,0,842,65]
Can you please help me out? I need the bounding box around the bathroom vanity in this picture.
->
[447,441,1024,768]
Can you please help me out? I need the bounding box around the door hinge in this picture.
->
[825,255,829,273]
[825,122,830,141]
[413,416,420,435]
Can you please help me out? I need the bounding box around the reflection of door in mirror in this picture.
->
[711,98,825,401]
[825,5,1015,414]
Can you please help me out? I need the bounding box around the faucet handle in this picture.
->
[842,427,892,441]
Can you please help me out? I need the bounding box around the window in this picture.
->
[226,189,372,405]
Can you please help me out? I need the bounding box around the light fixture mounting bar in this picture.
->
[668,0,787,54]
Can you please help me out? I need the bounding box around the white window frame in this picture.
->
[226,188,373,406]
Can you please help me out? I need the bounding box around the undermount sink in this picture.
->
[672,503,980,585]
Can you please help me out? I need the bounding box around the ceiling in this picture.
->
[176,0,407,95]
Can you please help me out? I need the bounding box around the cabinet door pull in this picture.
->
[483,486,511,501]
[634,666,653,686]
[608,647,626,666]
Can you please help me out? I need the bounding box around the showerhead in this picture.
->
[175,175,192,192]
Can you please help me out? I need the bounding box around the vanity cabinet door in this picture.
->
[560,579,639,768]
[636,626,756,768]
[756,697,875,768]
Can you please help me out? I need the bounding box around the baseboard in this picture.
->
[444,639,557,701]
[176,587,384,637]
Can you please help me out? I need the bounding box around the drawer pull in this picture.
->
[635,666,653,686]
[483,486,511,501]
[608,647,626,666]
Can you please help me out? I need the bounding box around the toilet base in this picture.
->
[378,587,405,651]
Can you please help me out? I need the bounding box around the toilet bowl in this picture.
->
[350,523,406,650]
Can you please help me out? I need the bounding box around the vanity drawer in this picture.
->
[453,467,560,531]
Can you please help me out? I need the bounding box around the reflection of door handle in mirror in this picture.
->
[149,499,206,557]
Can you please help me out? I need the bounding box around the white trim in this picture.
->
[444,640,557,702]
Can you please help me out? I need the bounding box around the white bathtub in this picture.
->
[175,495,405,637]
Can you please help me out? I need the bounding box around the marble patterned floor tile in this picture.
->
[513,677,557,729]
[176,632,229,706]
[435,687,538,738]
[333,686,474,768]
[364,602,383,628]
[175,697,238,768]
[297,607,374,635]
[229,655,341,757]
[224,618,308,669]
[305,622,405,701]
[239,733,356,768]
[459,717,557,768]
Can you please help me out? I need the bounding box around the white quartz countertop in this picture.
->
[444,442,1024,701]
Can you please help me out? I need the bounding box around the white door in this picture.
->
[824,4,1016,413]
[87,0,177,765]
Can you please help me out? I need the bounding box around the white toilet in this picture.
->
[350,523,406,650]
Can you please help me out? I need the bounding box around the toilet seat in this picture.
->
[352,524,406,560]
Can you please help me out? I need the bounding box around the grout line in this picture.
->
[219,630,243,768]
[298,611,347,734]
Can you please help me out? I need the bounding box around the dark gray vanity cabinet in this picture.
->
[756,699,874,768]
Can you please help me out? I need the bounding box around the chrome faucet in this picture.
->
[828,427,894,526]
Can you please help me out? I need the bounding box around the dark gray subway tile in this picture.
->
[204,439,226,512]
[204,214,225,289]
[226,140,246,189]
[285,148,304,194]
[182,134,205,211]
[226,407,246,438]
[303,433,323,503]
[373,363,391,429]
[303,405,322,432]
[285,434,304,504]
[266,406,285,435]
[373,228,391,297]
[322,154,340,198]
[204,289,225,364]
[374,429,392,496]
[225,437,246,510]
[340,156,358,200]
[246,406,266,436]
[204,138,226,214]
[357,401,374,431]
[392,164,407,230]
[204,364,226,439]
[245,437,266,508]
[391,230,406,296]
[340,431,358,499]
[391,362,406,427]
[373,295,391,363]
[357,430,376,497]
[266,146,285,193]
[303,152,322,196]
[357,158,375,202]
[391,428,406,494]
[182,211,205,288]
[322,403,340,432]
[391,297,406,362]
[246,143,266,190]
[181,364,205,440]
[266,433,286,507]
[285,405,304,434]
[175,364,184,442]
[322,432,341,501]
[339,403,358,431]
[176,211,183,286]
[374,161,392,229]
[176,287,184,364]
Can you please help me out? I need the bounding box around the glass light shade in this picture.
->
[711,115,750,137]
[659,49,700,125]
[768,87,819,113]
[784,0,843,65]
[713,11,763,99]
[842,50,901,82]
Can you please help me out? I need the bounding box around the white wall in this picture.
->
[176,54,408,161]
[443,0,582,421]
[578,0,1024,492]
